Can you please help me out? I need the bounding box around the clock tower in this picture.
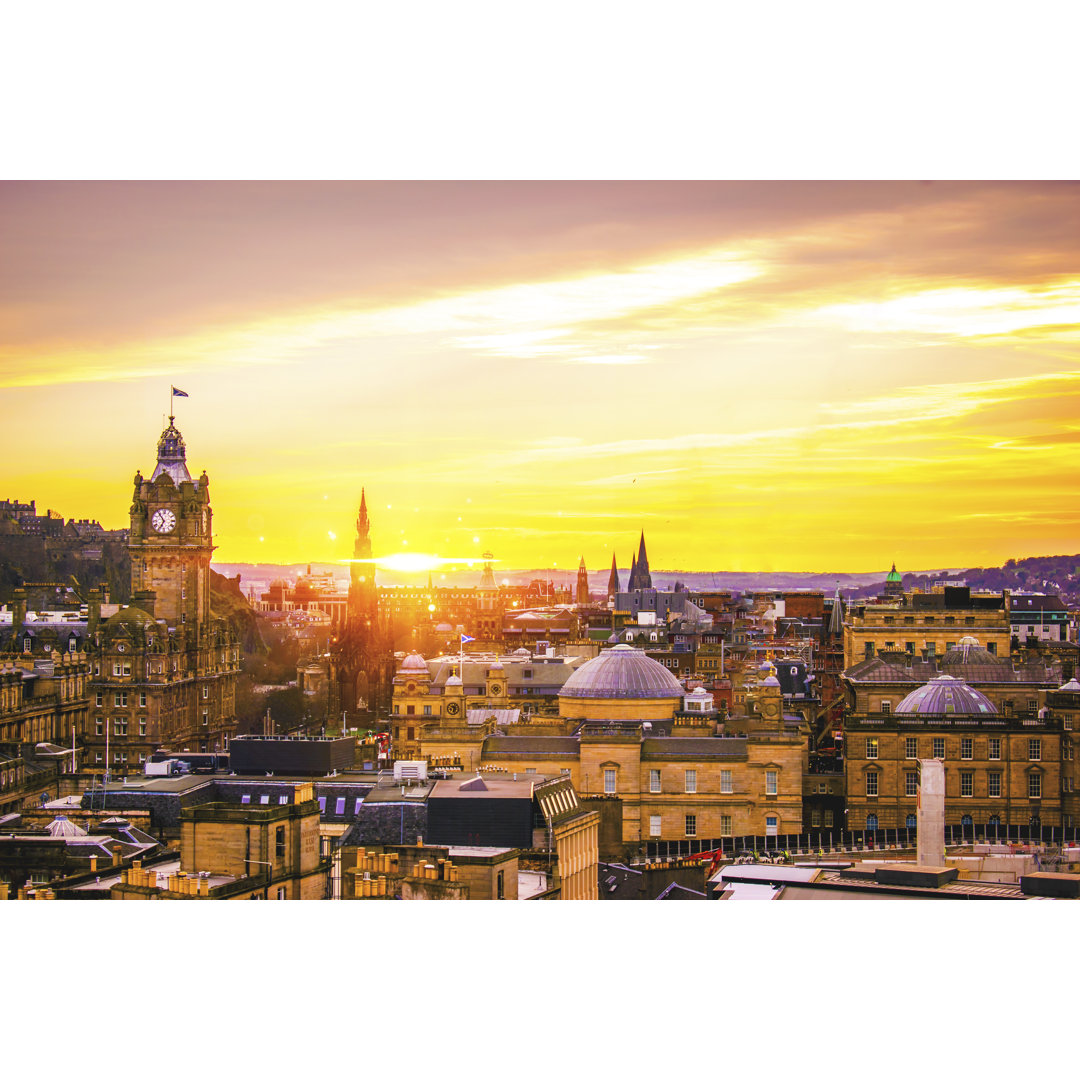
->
[129,416,213,643]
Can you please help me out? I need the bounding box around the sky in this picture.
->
[2,180,1079,577]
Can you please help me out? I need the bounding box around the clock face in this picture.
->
[490,684,502,695]
[151,508,176,534]
[446,702,460,716]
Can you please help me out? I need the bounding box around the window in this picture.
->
[497,870,505,899]
[811,809,821,827]
[905,737,918,760]
[649,769,661,793]
[961,771,973,797]
[720,769,733,794]
[866,738,879,759]
[259,794,270,805]
[604,768,616,794]
[241,794,251,805]
[95,718,103,736]
[202,686,208,699]
[95,752,103,763]
[335,797,345,814]
[986,641,995,655]
[684,769,697,794]
[989,737,1001,760]
[866,772,878,797]
[114,692,127,707]
[114,717,127,736]
[1029,739,1041,761]
[354,798,362,814]
[95,691,103,707]
[866,813,878,831]
[906,814,917,828]
[906,771,918,797]
[765,815,778,836]
[69,637,77,652]
[881,700,891,714]
[824,810,833,827]
[279,795,288,805]
[961,737,973,760]
[649,815,662,837]
[138,753,146,764]
[139,691,146,707]
[23,638,31,653]
[765,770,778,795]
[933,737,945,760]
[138,718,146,737]
[1029,773,1042,799]
[406,705,415,716]
[202,710,208,726]
[720,814,733,836]
[318,797,326,812]
[683,815,698,837]
[988,772,1001,797]
[423,705,432,716]
[277,886,287,900]
[275,826,286,858]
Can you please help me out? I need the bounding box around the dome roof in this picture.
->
[939,638,1001,668]
[559,644,683,700]
[896,675,997,715]
[104,605,156,630]
[886,563,902,583]
[1058,678,1080,693]
[397,652,428,675]
[513,648,531,657]
[45,815,87,838]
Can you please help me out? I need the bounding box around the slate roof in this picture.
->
[640,737,749,759]
[481,735,580,757]
[1010,594,1067,614]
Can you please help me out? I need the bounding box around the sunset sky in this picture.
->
[3,181,1079,577]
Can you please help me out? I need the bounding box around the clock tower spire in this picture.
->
[130,416,213,640]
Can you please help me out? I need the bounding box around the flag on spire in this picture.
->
[171,386,189,398]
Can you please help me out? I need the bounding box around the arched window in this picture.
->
[866,813,878,831]
[960,814,973,828]
[988,815,1001,827]
[905,814,917,829]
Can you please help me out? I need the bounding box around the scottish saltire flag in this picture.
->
[461,634,475,644]
[171,386,189,397]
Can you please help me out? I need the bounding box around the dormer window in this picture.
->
[23,638,31,653]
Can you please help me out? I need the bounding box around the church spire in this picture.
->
[636,530,651,589]
[576,556,589,605]
[607,552,619,604]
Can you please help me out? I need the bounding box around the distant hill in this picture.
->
[212,556,1080,604]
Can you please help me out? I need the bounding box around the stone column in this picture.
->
[917,758,946,866]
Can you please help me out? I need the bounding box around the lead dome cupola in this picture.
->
[896,674,997,715]
[559,644,683,700]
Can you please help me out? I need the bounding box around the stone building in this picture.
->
[389,649,586,760]
[420,647,806,853]
[175,782,327,899]
[843,585,1012,668]
[86,416,240,774]
[843,669,1063,835]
